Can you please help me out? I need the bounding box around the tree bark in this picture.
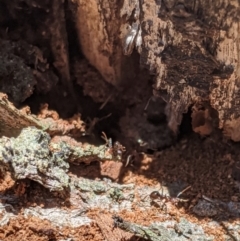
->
[73,0,240,141]
[1,0,240,141]
[71,0,140,87]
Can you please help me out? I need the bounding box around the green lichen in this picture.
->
[74,177,107,193]
[113,216,214,241]
[0,126,123,191]
[0,127,69,191]
[109,187,124,202]
[50,138,116,165]
[113,216,172,241]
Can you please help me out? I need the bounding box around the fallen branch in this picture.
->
[0,93,85,137]
[0,127,121,191]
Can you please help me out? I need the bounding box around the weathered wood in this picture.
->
[71,0,140,87]
[1,0,240,142]
[72,0,240,141]
[0,93,85,137]
[140,0,240,139]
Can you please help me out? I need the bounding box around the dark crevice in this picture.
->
[178,106,194,139]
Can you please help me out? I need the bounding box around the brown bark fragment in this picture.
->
[0,93,85,137]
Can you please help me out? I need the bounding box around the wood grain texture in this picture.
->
[73,0,240,140]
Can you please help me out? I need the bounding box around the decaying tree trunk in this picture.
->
[72,0,240,141]
[1,0,240,142]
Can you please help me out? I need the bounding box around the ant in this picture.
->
[101,132,126,161]
[149,185,191,211]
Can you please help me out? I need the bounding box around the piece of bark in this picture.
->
[0,93,85,137]
[50,135,121,164]
[0,39,59,103]
[113,216,172,241]
[0,126,122,191]
[0,127,70,191]
[94,213,133,241]
[112,216,214,241]
[0,40,36,103]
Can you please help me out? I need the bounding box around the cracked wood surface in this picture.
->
[73,0,240,141]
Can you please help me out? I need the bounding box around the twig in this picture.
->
[144,97,152,111]
[176,185,191,198]
[125,155,133,167]
[101,131,112,147]
[86,113,112,135]
[99,94,113,110]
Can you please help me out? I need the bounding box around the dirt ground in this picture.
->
[0,126,240,240]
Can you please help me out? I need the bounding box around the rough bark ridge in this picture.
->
[140,0,240,139]
[72,0,138,87]
[2,0,240,141]
[74,0,240,140]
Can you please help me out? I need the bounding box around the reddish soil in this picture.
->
[0,128,239,240]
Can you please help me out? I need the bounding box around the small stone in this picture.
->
[100,161,123,180]
[192,200,218,217]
